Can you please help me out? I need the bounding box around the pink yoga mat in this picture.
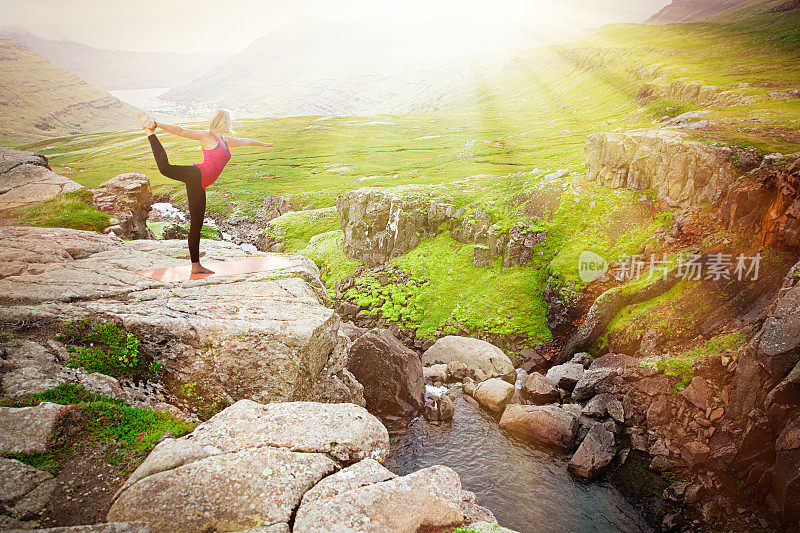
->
[135,256,302,282]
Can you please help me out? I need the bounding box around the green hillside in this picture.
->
[0,36,139,145]
[11,1,800,346]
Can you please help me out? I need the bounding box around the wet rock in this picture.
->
[422,336,514,381]
[424,364,448,384]
[545,363,584,392]
[447,360,470,381]
[0,147,82,211]
[92,173,154,239]
[520,372,559,404]
[437,394,455,421]
[568,423,616,481]
[474,378,515,413]
[499,404,578,450]
[294,465,466,533]
[347,328,425,416]
[0,402,67,454]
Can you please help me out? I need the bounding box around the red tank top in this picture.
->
[194,132,231,189]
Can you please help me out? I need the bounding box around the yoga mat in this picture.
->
[136,256,302,282]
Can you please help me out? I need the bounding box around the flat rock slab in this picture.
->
[136,256,304,282]
[0,402,67,454]
[6,524,151,533]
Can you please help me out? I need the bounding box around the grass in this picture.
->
[2,383,193,474]
[264,207,339,251]
[57,319,160,379]
[6,189,112,232]
[298,230,362,288]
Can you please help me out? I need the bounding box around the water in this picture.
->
[384,391,651,533]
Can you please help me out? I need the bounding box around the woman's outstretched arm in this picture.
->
[225,136,274,148]
[155,121,207,141]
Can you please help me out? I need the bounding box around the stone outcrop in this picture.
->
[0,226,363,408]
[584,130,737,208]
[92,173,154,240]
[218,195,292,249]
[423,336,514,381]
[337,187,545,267]
[347,328,425,415]
[0,403,68,454]
[0,457,58,520]
[258,207,335,252]
[108,399,492,533]
[0,147,82,211]
[721,154,800,249]
[567,423,616,481]
[472,378,515,413]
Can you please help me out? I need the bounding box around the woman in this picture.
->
[139,110,273,275]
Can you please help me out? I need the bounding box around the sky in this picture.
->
[0,0,671,54]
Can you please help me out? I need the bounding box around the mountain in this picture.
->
[2,30,230,91]
[646,0,752,23]
[0,36,139,141]
[160,18,535,118]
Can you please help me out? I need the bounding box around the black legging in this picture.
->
[148,134,204,263]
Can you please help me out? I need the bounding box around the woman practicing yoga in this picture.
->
[139,110,272,274]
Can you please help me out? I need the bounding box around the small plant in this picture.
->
[58,320,145,378]
[176,381,230,421]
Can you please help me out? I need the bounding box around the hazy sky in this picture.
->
[0,0,671,53]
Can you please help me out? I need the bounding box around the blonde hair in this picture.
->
[209,109,235,135]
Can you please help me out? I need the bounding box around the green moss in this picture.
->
[264,207,340,252]
[3,451,59,474]
[298,231,362,288]
[7,189,111,232]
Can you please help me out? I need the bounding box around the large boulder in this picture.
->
[0,457,57,519]
[0,403,68,454]
[584,130,736,208]
[545,363,584,392]
[499,404,578,450]
[92,173,154,239]
[294,465,465,533]
[347,329,424,415]
[473,378,515,413]
[568,424,616,481]
[0,147,82,211]
[108,400,389,532]
[0,227,363,407]
[422,336,514,381]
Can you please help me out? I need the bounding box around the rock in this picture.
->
[681,441,711,468]
[568,423,616,481]
[0,227,362,407]
[347,329,424,415]
[473,378,515,413]
[585,130,735,208]
[464,522,520,533]
[773,416,800,526]
[572,367,617,401]
[0,403,67,454]
[664,480,690,502]
[294,465,465,532]
[0,339,65,398]
[437,394,455,421]
[424,364,449,384]
[92,173,154,239]
[447,360,470,381]
[160,223,187,240]
[6,524,152,532]
[569,352,593,368]
[520,372,559,404]
[545,363,584,391]
[681,377,709,409]
[0,147,82,211]
[499,404,578,450]
[0,457,56,518]
[646,395,672,428]
[582,394,613,418]
[298,459,397,508]
[109,400,389,532]
[422,336,514,381]
[607,398,625,424]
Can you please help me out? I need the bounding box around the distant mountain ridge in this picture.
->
[646,0,752,23]
[0,36,139,141]
[2,30,230,90]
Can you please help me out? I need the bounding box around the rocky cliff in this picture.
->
[0,226,362,407]
[646,0,749,23]
[0,147,83,210]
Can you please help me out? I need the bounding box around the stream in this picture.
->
[384,390,651,533]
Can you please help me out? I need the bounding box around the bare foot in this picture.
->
[138,113,155,135]
[191,263,214,275]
